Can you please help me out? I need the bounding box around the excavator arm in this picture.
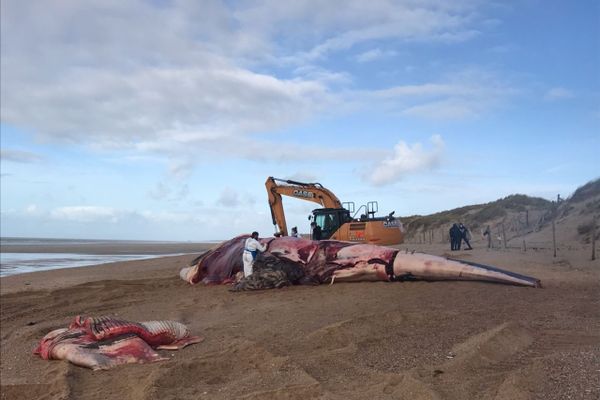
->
[265,177,343,236]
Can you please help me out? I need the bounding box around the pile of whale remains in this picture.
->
[180,235,541,289]
[34,315,202,370]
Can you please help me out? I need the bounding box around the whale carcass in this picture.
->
[180,235,541,289]
[34,316,203,370]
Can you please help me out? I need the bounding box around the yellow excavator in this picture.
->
[265,176,404,245]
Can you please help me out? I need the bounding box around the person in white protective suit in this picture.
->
[242,231,267,277]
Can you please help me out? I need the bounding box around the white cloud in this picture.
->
[217,187,240,207]
[216,137,387,163]
[1,1,486,148]
[544,87,574,101]
[50,206,122,223]
[2,1,339,154]
[279,1,480,62]
[292,65,352,85]
[401,99,478,119]
[48,205,202,226]
[24,204,40,215]
[2,65,330,145]
[168,159,196,180]
[368,70,517,119]
[355,48,397,63]
[147,180,190,202]
[131,132,387,172]
[366,134,444,186]
[283,172,319,183]
[147,182,170,201]
[139,210,199,224]
[0,148,44,163]
[373,83,478,98]
[0,0,496,181]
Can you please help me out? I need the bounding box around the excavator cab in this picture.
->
[311,208,352,240]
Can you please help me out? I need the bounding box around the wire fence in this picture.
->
[405,214,598,261]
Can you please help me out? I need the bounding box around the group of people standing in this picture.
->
[449,223,472,251]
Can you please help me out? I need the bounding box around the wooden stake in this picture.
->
[552,219,557,258]
[592,216,596,261]
[502,223,507,249]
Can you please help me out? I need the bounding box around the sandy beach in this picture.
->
[1,240,599,400]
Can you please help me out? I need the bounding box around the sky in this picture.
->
[1,0,599,241]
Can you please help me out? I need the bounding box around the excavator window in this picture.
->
[314,212,341,239]
[314,214,325,230]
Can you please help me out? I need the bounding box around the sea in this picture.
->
[0,237,212,277]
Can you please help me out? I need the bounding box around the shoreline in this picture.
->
[0,241,218,295]
[0,241,219,280]
[0,253,202,295]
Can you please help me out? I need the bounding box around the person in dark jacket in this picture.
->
[449,223,460,251]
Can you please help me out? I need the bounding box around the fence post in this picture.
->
[552,219,557,258]
[592,216,596,261]
[502,223,507,249]
[523,240,526,252]
[486,225,491,249]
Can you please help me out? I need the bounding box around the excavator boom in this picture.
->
[266,177,343,236]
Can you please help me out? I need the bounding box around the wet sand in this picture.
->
[1,241,599,399]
